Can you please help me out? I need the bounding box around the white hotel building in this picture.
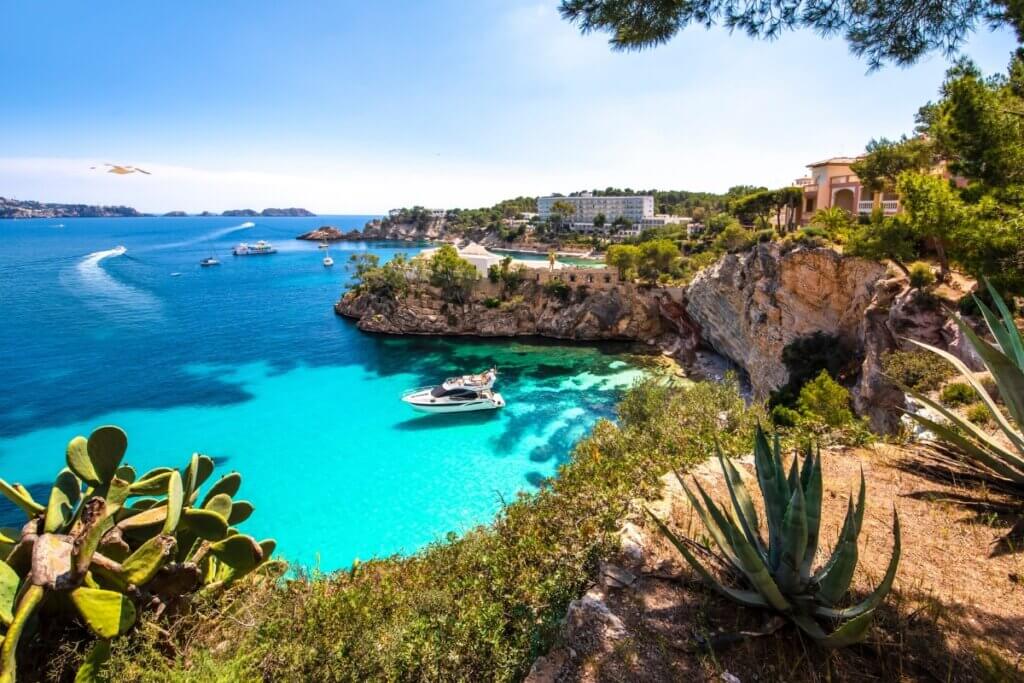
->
[537,193,685,236]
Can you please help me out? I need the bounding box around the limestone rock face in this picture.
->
[336,282,689,344]
[685,244,887,398]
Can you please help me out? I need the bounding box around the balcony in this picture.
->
[857,200,901,215]
[794,177,816,187]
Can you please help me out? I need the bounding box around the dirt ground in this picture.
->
[528,444,1024,682]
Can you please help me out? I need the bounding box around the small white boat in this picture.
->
[323,255,334,267]
[233,240,276,256]
[318,241,330,249]
[200,257,220,267]
[401,369,502,413]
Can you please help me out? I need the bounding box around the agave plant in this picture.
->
[903,280,1024,491]
[649,427,900,647]
[0,425,276,682]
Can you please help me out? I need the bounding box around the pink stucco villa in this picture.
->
[794,156,901,225]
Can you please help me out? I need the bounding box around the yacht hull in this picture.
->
[402,391,504,414]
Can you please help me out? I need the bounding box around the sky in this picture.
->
[0,1,1018,214]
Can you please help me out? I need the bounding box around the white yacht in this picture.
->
[318,241,330,249]
[323,255,334,267]
[233,240,276,256]
[401,369,503,413]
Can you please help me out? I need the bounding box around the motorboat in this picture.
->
[318,241,330,249]
[200,257,220,267]
[323,255,334,267]
[401,369,503,413]
[401,385,504,413]
[233,240,276,256]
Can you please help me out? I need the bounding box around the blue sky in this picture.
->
[0,1,1017,213]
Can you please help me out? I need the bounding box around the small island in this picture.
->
[297,225,358,241]
[225,207,316,217]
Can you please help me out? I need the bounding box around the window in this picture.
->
[805,198,815,213]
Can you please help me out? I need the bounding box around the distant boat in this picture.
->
[200,257,220,267]
[233,240,276,256]
[318,241,329,249]
[323,255,334,267]
[170,272,183,277]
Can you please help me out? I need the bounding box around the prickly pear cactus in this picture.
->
[0,426,276,682]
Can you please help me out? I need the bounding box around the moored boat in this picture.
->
[401,369,503,413]
[200,257,220,267]
[233,240,276,256]
[401,385,504,413]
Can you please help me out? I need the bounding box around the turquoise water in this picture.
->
[0,217,647,569]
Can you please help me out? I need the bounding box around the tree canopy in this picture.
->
[559,0,1023,69]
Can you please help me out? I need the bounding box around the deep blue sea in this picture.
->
[0,216,648,570]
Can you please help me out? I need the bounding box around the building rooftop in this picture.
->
[807,156,863,168]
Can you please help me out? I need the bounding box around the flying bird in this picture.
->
[93,164,152,175]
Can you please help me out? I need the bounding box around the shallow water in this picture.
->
[0,216,649,569]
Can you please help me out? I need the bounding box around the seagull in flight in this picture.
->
[89,164,152,175]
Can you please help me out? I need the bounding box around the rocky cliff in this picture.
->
[336,281,690,345]
[685,243,977,432]
[686,244,887,398]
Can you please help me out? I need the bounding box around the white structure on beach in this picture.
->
[419,242,565,277]
[419,242,502,277]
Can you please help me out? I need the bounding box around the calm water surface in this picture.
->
[0,216,648,569]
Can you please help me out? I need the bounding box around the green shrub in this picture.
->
[881,350,955,391]
[965,402,993,425]
[771,404,801,427]
[797,370,854,427]
[482,297,500,308]
[908,261,936,289]
[542,279,571,300]
[939,381,974,406]
[714,224,755,253]
[771,332,858,409]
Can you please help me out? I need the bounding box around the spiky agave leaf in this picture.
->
[799,448,823,583]
[814,470,866,605]
[645,508,770,609]
[979,278,1024,369]
[683,474,792,611]
[776,482,808,594]
[718,449,766,560]
[816,510,901,621]
[907,337,1024,454]
[754,427,788,570]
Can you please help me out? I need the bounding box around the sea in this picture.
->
[0,216,650,570]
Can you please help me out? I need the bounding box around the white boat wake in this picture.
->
[149,221,255,251]
[67,246,161,319]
